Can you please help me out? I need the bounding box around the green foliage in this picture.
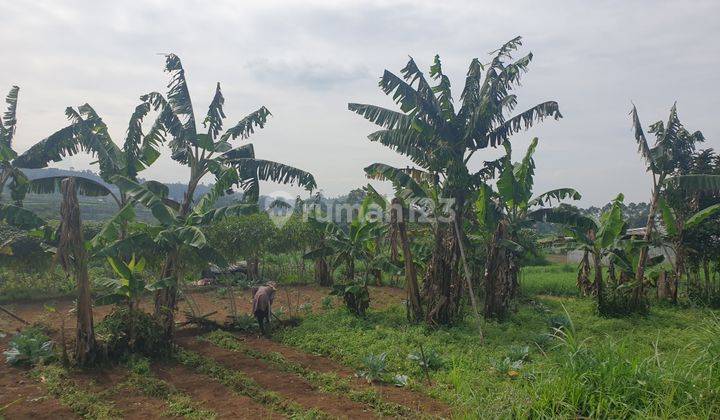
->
[95,307,169,358]
[280,286,720,418]
[358,352,388,383]
[33,365,120,419]
[207,212,277,263]
[95,255,152,308]
[331,281,370,316]
[3,325,54,366]
[408,347,445,371]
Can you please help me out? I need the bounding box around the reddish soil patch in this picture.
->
[71,367,170,420]
[0,338,76,419]
[177,335,376,419]
[0,285,405,333]
[153,362,284,419]
[236,334,451,417]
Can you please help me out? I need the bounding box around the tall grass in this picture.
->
[521,264,578,297]
[279,270,720,418]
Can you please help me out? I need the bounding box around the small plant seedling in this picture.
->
[393,374,409,387]
[507,345,530,363]
[491,357,523,379]
[357,352,388,383]
[321,296,334,310]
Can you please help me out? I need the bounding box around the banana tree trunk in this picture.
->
[593,249,604,311]
[314,257,332,286]
[634,180,662,306]
[577,250,592,296]
[483,219,517,320]
[392,198,422,323]
[422,193,465,326]
[154,251,178,340]
[59,178,97,366]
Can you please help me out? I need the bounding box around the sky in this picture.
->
[1,0,718,206]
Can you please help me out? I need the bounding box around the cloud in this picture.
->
[244,58,372,90]
[0,0,718,206]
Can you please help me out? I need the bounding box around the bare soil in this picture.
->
[0,286,449,419]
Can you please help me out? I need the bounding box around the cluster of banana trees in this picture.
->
[1,53,315,362]
[349,37,573,324]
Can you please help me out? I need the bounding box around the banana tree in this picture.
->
[658,193,720,302]
[304,217,378,316]
[0,87,116,210]
[349,37,562,325]
[361,183,424,322]
[477,138,580,319]
[530,194,628,313]
[122,54,315,338]
[629,103,704,305]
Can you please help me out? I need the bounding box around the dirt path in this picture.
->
[237,334,451,417]
[153,362,284,419]
[177,335,376,419]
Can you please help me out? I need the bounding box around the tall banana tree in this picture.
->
[361,184,424,322]
[476,138,580,319]
[127,54,316,338]
[349,37,562,326]
[0,86,115,211]
[14,102,170,247]
[629,104,704,306]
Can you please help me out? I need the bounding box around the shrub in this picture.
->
[96,308,169,358]
[331,281,370,316]
[3,325,54,366]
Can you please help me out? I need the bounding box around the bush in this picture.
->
[96,308,170,358]
[331,281,370,316]
[3,325,55,366]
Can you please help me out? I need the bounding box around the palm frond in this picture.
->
[364,163,426,198]
[2,86,19,146]
[379,70,443,129]
[204,83,226,140]
[347,103,412,130]
[29,176,117,202]
[367,129,437,169]
[163,54,197,137]
[528,188,582,207]
[111,175,176,225]
[686,203,720,229]
[231,158,316,191]
[122,101,152,178]
[429,55,454,120]
[486,102,561,148]
[665,174,720,193]
[630,105,654,171]
[220,107,271,142]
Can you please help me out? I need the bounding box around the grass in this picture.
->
[175,347,330,419]
[203,330,412,417]
[120,356,217,419]
[33,365,120,419]
[278,263,720,418]
[521,264,578,297]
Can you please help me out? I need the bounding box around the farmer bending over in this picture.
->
[252,282,277,335]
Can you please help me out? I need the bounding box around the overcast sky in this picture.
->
[1,0,718,206]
